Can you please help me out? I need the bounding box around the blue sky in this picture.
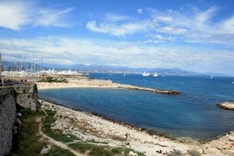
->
[0,0,234,75]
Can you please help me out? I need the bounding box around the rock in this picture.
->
[228,136,234,142]
[207,147,220,154]
[36,117,42,123]
[217,102,234,110]
[128,151,138,156]
[16,112,22,117]
[16,118,21,125]
[40,145,51,155]
[13,126,18,135]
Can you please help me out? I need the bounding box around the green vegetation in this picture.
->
[188,149,201,156]
[42,110,80,143]
[168,150,183,156]
[10,107,145,156]
[69,142,145,156]
[87,139,108,144]
[12,109,75,156]
[42,109,145,156]
[45,146,75,156]
[40,76,68,83]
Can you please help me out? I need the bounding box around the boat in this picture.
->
[153,72,158,77]
[232,82,234,84]
[142,71,150,77]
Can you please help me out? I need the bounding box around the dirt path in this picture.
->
[39,108,83,156]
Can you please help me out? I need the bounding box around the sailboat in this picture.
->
[142,71,150,76]
[153,72,158,77]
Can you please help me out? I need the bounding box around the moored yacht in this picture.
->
[142,71,150,76]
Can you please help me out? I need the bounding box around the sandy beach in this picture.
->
[37,81,234,156]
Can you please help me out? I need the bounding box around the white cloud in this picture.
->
[220,16,234,34]
[0,1,73,30]
[106,14,130,22]
[137,8,143,14]
[1,36,234,75]
[33,8,73,27]
[155,35,163,40]
[157,16,173,22]
[86,19,152,37]
[159,26,187,35]
[0,1,31,30]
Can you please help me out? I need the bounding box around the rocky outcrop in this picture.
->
[217,102,234,110]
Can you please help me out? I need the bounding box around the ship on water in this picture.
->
[142,71,150,76]
[153,72,158,77]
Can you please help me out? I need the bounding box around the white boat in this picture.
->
[232,82,234,84]
[153,72,158,77]
[142,71,150,76]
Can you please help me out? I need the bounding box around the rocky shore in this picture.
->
[38,98,234,156]
[37,81,234,155]
[217,102,234,110]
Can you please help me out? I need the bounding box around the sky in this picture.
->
[0,0,234,75]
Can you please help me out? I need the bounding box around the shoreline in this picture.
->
[39,98,180,142]
[37,81,234,155]
[39,98,199,155]
[36,80,181,95]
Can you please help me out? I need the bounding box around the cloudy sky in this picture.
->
[0,0,234,75]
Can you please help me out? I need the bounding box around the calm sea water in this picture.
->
[38,73,234,141]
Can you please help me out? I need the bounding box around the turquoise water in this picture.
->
[38,74,234,141]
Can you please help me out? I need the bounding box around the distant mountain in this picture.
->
[2,61,227,76]
[2,61,44,71]
[203,72,228,77]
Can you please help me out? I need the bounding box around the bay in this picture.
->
[38,74,234,141]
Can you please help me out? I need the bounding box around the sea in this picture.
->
[38,73,234,141]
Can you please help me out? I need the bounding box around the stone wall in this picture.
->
[0,87,16,156]
[14,83,40,111]
[0,83,40,155]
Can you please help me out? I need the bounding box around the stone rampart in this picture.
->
[0,83,40,155]
[14,83,40,110]
[0,87,16,156]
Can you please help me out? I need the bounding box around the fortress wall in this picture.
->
[0,87,16,156]
[0,83,40,155]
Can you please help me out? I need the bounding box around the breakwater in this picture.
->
[116,84,181,95]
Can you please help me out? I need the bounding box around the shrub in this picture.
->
[168,150,183,156]
[188,149,201,156]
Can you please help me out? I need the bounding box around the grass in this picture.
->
[44,146,75,156]
[188,149,201,156]
[69,142,145,156]
[11,108,145,156]
[87,139,108,144]
[11,109,75,156]
[43,109,145,156]
[42,110,80,143]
